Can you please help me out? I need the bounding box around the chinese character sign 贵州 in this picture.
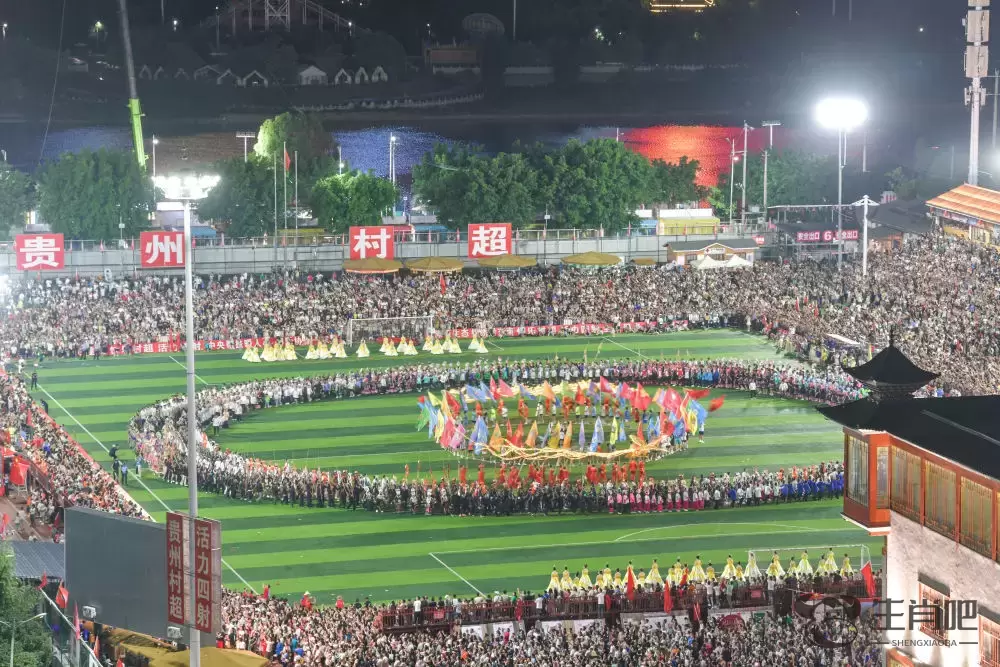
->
[468,223,512,258]
[165,512,187,625]
[141,231,186,268]
[348,226,395,260]
[15,234,64,271]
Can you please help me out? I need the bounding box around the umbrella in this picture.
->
[343,258,402,274]
[477,254,536,269]
[560,251,622,266]
[632,258,657,266]
[406,257,465,273]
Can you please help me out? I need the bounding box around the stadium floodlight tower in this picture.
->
[815,97,868,271]
[152,172,219,667]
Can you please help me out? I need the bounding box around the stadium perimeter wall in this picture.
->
[0,234,744,278]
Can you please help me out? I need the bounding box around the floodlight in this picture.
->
[815,97,868,132]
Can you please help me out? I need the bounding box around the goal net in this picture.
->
[748,544,872,578]
[346,316,435,346]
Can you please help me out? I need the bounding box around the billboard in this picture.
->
[795,229,859,243]
[348,226,395,260]
[468,223,512,258]
[65,507,215,644]
[15,233,64,271]
[141,231,186,268]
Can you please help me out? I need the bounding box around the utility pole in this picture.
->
[726,137,736,226]
[862,129,868,172]
[512,0,517,40]
[762,150,769,217]
[993,70,999,149]
[236,132,255,162]
[966,0,989,186]
[853,195,879,277]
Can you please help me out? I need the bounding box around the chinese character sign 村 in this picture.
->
[140,231,186,268]
[348,226,395,260]
[468,223,512,258]
[15,234,64,270]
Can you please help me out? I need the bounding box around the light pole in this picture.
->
[236,132,255,162]
[726,138,738,226]
[389,133,398,186]
[761,121,780,219]
[151,136,159,179]
[816,97,868,271]
[740,122,752,230]
[0,613,45,667]
[852,195,879,277]
[2,23,7,40]
[152,174,219,667]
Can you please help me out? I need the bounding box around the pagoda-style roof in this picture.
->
[842,340,938,396]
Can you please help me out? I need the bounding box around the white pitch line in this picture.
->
[601,336,648,359]
[429,552,483,595]
[169,356,211,385]
[36,384,256,593]
[486,339,505,352]
[613,521,820,543]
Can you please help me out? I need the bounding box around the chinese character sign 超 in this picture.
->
[165,512,187,625]
[141,231,186,268]
[15,234,64,271]
[348,226,395,260]
[468,223,512,258]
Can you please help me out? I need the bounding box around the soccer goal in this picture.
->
[346,316,435,346]
[749,544,872,577]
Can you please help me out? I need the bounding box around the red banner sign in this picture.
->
[795,229,859,243]
[141,231,186,267]
[468,223,512,258]
[166,512,187,626]
[192,517,220,633]
[348,226,395,260]
[447,320,688,338]
[15,234,64,271]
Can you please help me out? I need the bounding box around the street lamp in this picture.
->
[151,136,159,179]
[815,97,868,271]
[389,133,398,186]
[152,172,218,667]
[2,23,8,40]
[0,613,45,667]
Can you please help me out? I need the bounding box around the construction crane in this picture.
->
[117,0,147,169]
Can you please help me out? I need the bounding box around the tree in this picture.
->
[648,157,704,206]
[0,164,35,236]
[0,547,51,667]
[37,150,154,240]
[198,157,278,237]
[253,112,334,167]
[311,171,398,232]
[714,150,838,217]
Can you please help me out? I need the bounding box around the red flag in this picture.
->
[0,513,9,537]
[505,418,513,441]
[513,422,524,447]
[633,383,652,411]
[684,387,711,400]
[663,584,673,612]
[860,561,876,598]
[497,379,515,398]
[445,391,462,416]
[440,273,447,295]
[541,381,556,402]
[599,377,614,394]
[574,387,586,405]
[284,148,291,172]
[490,377,500,401]
[709,396,726,412]
[661,388,682,413]
[626,565,636,601]
[55,583,69,609]
[37,572,48,590]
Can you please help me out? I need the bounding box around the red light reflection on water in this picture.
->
[624,126,778,187]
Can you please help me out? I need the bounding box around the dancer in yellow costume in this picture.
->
[603,564,612,588]
[379,337,390,353]
[333,338,347,358]
[637,569,646,588]
[669,559,684,585]
[787,557,799,576]
[283,341,297,360]
[560,567,573,590]
[547,567,560,592]
[260,342,277,362]
[721,555,737,580]
[818,548,837,575]
[766,552,785,578]
[304,343,319,360]
[579,564,593,589]
[593,569,605,589]
[797,551,814,576]
[689,556,707,583]
[430,338,444,355]
[745,552,762,580]
[356,340,370,358]
[422,335,433,351]
[612,569,624,590]
[705,562,717,582]
[734,562,745,581]
[647,559,664,586]
[840,554,855,576]
[242,345,261,362]
[384,339,398,356]
[317,340,332,359]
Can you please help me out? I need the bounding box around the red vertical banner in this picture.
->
[193,517,221,634]
[165,512,187,625]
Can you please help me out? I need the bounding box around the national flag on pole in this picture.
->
[860,561,876,598]
[55,583,69,609]
[599,376,614,394]
[440,273,447,295]
[283,144,291,171]
[626,564,636,601]
[663,584,673,612]
[37,572,48,590]
[497,379,515,398]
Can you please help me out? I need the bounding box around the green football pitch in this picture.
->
[32,330,880,603]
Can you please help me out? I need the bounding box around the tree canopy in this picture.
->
[0,548,51,667]
[711,150,839,218]
[253,112,335,167]
[311,170,399,232]
[37,149,154,240]
[412,139,703,231]
[198,157,279,237]
[0,164,36,236]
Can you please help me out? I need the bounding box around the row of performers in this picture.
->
[241,334,491,362]
[546,550,857,592]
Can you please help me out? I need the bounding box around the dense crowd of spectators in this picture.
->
[1,233,997,393]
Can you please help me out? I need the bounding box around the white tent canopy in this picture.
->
[725,255,753,269]
[692,256,726,270]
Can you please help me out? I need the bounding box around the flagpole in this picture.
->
[273,152,278,270]
[294,150,299,249]
[282,141,288,266]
